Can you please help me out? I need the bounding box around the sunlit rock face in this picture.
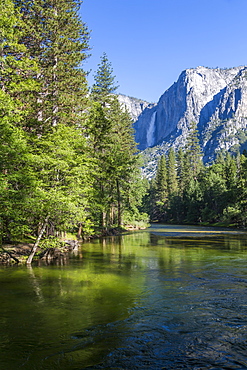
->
[122,66,247,176]
[117,94,155,122]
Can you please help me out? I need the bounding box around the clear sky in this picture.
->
[80,0,247,103]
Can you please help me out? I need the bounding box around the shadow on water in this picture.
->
[1,224,247,369]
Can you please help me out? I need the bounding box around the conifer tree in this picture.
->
[238,154,247,226]
[184,121,202,182]
[89,53,119,228]
[176,147,186,196]
[200,165,227,223]
[0,0,39,242]
[0,0,38,105]
[167,148,178,196]
[224,153,237,190]
[2,0,93,257]
[14,0,90,133]
[153,155,168,221]
[86,102,112,228]
[107,97,143,227]
[144,178,157,221]
[155,156,168,200]
[91,52,119,104]
[89,55,144,229]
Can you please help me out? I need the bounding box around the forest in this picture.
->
[0,0,148,256]
[143,123,247,228]
[0,0,246,263]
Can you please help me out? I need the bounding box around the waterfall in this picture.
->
[146,111,156,147]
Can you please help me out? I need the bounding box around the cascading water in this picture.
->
[146,111,156,147]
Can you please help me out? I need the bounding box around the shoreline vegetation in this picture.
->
[0,1,149,264]
[142,124,247,230]
[0,223,149,265]
[1,220,246,266]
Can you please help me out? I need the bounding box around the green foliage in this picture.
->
[39,236,64,250]
[0,0,148,252]
[122,210,150,229]
[167,148,178,196]
[149,155,168,221]
[91,52,119,102]
[26,124,93,236]
[88,59,145,230]
[14,0,90,133]
[145,124,247,228]
[184,121,203,181]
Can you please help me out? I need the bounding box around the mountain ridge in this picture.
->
[118,66,247,177]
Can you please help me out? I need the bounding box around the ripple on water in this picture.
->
[1,225,247,369]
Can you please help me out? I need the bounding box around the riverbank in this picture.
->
[0,225,148,265]
[0,240,77,265]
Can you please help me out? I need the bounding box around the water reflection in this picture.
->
[0,224,247,369]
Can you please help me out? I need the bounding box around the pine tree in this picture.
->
[88,54,119,228]
[224,152,237,191]
[184,121,202,182]
[167,148,178,196]
[153,155,168,221]
[107,97,143,227]
[144,178,156,221]
[88,96,143,229]
[238,154,247,226]
[0,0,38,105]
[14,0,90,133]
[86,102,113,228]
[91,52,119,104]
[1,0,93,259]
[176,147,186,196]
[200,166,228,223]
[0,0,39,242]
[89,55,144,229]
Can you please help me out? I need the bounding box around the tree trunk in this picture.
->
[102,211,106,229]
[77,223,82,239]
[116,179,122,227]
[26,215,50,265]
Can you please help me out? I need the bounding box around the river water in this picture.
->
[1,224,247,369]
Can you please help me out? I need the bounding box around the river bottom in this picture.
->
[1,225,247,369]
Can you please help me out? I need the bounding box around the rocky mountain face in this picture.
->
[117,94,155,122]
[122,66,247,177]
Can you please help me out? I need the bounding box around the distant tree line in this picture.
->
[0,0,148,255]
[142,122,247,227]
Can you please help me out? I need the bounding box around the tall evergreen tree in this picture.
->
[91,52,119,104]
[200,165,228,223]
[184,121,202,182]
[14,0,90,133]
[86,102,112,228]
[107,97,144,227]
[167,148,178,196]
[152,155,168,221]
[238,154,247,226]
[89,55,144,229]
[1,0,93,259]
[0,0,38,103]
[0,0,40,243]
[176,147,186,196]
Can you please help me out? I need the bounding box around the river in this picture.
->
[1,224,247,369]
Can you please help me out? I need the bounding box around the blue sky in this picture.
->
[81,0,247,102]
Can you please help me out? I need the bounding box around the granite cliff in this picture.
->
[117,94,155,121]
[119,66,247,177]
